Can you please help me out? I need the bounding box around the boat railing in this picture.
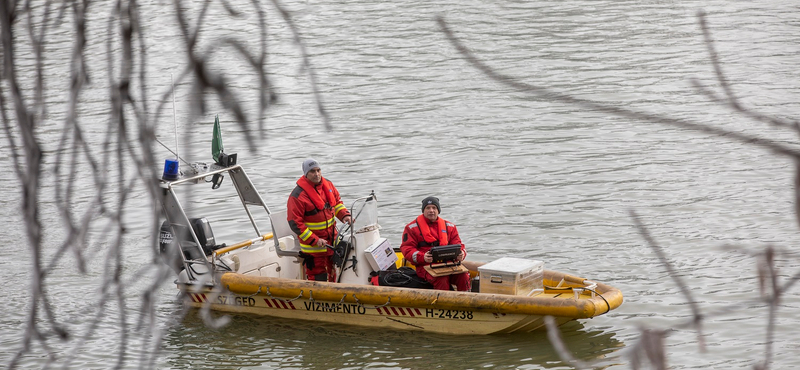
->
[549,276,599,299]
[213,233,274,257]
[161,162,278,281]
[161,163,235,187]
[526,289,544,297]
[573,280,598,298]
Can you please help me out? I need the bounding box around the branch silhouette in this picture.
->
[1,0,329,367]
[436,15,800,160]
[437,11,796,370]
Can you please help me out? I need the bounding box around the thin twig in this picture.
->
[544,316,588,369]
[270,0,331,131]
[630,210,706,352]
[436,16,800,160]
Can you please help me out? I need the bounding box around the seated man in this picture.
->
[400,196,471,291]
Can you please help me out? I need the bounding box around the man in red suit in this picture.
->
[287,159,351,282]
[400,196,470,291]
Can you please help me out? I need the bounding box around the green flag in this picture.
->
[212,114,223,163]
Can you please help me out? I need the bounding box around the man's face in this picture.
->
[305,167,322,184]
[423,204,439,222]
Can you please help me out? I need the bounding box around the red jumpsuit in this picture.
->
[287,176,350,282]
[400,216,471,291]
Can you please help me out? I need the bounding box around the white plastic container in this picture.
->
[363,238,398,271]
[478,257,544,296]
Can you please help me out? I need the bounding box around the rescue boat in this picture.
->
[158,123,623,335]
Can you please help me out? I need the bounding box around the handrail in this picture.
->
[163,164,241,187]
[214,233,274,256]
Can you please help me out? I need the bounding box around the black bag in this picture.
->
[377,267,433,289]
[332,239,350,268]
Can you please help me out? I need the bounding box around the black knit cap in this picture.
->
[421,196,440,213]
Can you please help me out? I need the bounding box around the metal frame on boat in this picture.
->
[158,159,623,335]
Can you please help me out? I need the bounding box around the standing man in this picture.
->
[400,196,471,291]
[288,159,351,282]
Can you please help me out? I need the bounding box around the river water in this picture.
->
[2,0,800,369]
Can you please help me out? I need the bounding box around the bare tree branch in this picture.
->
[544,316,588,370]
[436,16,800,160]
[436,10,799,370]
[630,209,706,353]
[690,11,800,135]
[270,0,331,131]
[2,0,325,366]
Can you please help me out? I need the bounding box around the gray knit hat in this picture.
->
[302,159,321,175]
[421,196,440,213]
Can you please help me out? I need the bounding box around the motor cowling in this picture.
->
[190,217,216,254]
[159,217,219,273]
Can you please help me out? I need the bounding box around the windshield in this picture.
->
[350,196,378,232]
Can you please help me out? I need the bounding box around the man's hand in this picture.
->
[423,251,433,263]
[315,238,327,248]
[342,215,352,224]
[457,250,465,262]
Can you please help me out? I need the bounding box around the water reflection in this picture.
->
[162,310,623,369]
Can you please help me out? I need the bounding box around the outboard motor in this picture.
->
[190,218,217,254]
[159,217,221,273]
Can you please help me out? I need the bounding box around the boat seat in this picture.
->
[269,209,302,257]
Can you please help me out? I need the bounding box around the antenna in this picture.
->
[171,74,179,161]
[161,74,182,182]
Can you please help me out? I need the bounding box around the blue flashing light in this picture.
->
[162,159,180,181]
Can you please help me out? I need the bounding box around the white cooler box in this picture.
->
[478,257,544,296]
[363,238,398,271]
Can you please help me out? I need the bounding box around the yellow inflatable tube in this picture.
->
[220,269,622,319]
